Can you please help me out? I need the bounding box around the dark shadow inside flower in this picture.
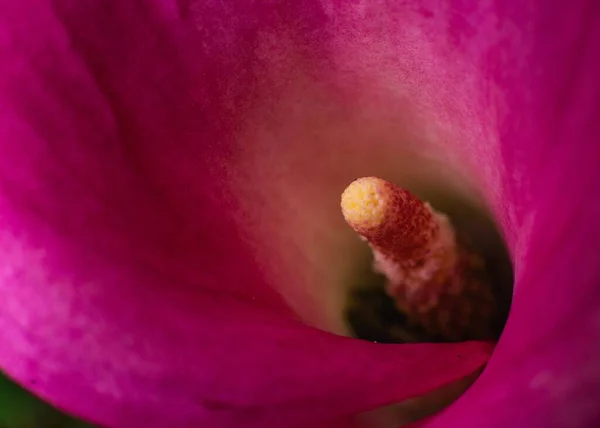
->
[344,180,513,344]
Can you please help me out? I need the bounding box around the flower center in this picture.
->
[341,177,513,343]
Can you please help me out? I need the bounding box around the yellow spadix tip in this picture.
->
[341,177,390,229]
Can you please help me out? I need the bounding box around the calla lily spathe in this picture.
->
[0,1,598,427]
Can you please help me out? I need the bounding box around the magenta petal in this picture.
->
[4,0,597,426]
[0,1,491,427]
[0,227,491,428]
[425,1,600,426]
[0,193,492,426]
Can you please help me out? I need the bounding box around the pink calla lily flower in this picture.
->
[1,1,598,427]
